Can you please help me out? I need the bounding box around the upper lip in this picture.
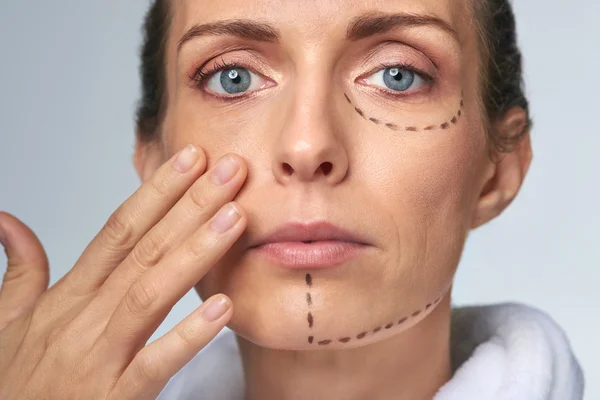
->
[249,221,369,248]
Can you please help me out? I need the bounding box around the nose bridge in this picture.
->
[288,61,331,139]
[271,61,349,185]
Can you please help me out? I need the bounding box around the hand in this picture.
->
[0,144,248,399]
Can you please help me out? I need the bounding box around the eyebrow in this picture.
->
[177,12,459,53]
[177,20,280,52]
[346,12,459,44]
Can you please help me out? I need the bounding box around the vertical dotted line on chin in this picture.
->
[306,273,314,344]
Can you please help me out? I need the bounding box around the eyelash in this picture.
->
[190,58,241,88]
[189,58,435,100]
[362,60,435,100]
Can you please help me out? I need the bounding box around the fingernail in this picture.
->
[173,144,199,173]
[203,295,231,322]
[211,155,240,185]
[210,203,241,233]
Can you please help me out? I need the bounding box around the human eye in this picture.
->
[359,62,434,98]
[364,63,431,92]
[190,59,273,99]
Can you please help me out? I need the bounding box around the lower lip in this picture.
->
[248,240,367,269]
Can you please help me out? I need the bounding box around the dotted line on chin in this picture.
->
[306,273,446,346]
[344,91,464,132]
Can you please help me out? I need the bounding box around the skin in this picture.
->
[0,0,531,399]
[136,0,531,398]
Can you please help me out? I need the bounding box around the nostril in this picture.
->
[320,162,333,175]
[282,163,294,175]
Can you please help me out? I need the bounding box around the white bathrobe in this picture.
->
[157,303,585,400]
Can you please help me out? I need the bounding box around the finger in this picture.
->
[64,144,207,294]
[0,212,49,330]
[108,294,233,400]
[98,153,247,302]
[101,201,245,352]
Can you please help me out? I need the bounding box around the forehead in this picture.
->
[171,0,473,44]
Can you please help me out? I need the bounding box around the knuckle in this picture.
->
[183,236,212,262]
[130,234,167,270]
[134,352,165,383]
[188,184,212,213]
[125,281,159,315]
[148,172,171,197]
[175,324,199,348]
[103,210,135,249]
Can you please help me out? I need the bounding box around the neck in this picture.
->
[236,292,452,400]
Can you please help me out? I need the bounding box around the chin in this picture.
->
[194,245,455,351]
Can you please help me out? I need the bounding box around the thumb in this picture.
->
[0,211,49,329]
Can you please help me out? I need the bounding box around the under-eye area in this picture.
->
[344,92,464,133]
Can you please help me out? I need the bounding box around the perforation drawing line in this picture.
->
[306,273,447,346]
[344,92,464,132]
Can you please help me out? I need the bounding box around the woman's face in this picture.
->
[140,0,504,349]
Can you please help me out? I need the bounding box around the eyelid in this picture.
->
[355,63,435,101]
[206,68,271,96]
[190,59,276,99]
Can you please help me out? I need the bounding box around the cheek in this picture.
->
[164,97,269,161]
[365,112,484,262]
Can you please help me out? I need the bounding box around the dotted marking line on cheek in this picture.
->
[343,91,464,133]
[307,274,449,346]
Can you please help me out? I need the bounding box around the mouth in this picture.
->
[248,221,370,269]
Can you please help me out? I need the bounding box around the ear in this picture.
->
[133,134,165,183]
[470,107,533,230]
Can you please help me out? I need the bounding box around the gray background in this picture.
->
[0,1,598,398]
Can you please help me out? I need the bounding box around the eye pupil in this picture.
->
[220,68,251,94]
[383,67,415,91]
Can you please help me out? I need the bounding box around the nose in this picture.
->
[272,88,349,185]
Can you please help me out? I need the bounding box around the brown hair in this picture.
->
[134,0,531,153]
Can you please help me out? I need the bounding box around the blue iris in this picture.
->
[382,68,415,91]
[220,68,251,94]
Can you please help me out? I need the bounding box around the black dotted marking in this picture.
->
[344,92,463,133]
[307,282,449,345]
[306,274,313,345]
